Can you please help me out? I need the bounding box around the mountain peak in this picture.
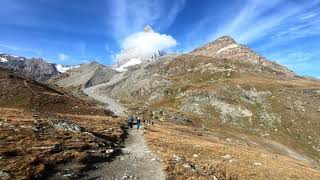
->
[190,36,294,77]
[215,36,237,44]
[190,35,240,57]
[144,25,154,33]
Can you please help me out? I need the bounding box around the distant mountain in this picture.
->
[0,54,60,82]
[51,61,117,88]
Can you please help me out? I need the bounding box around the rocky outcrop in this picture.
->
[0,54,59,82]
[49,119,83,133]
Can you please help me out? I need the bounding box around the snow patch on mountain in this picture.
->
[0,57,8,63]
[115,58,142,72]
[56,64,79,73]
[217,44,239,54]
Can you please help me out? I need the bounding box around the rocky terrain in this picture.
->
[0,67,124,179]
[0,54,60,82]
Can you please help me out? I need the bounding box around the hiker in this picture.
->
[136,117,141,129]
[128,116,133,128]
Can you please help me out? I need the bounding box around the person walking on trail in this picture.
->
[136,117,141,129]
[128,116,133,128]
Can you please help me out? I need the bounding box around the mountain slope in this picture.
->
[50,61,117,89]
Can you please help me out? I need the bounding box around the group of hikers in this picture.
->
[127,116,154,129]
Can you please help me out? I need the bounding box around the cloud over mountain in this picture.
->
[122,28,176,58]
[113,26,177,71]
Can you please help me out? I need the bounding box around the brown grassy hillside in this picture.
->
[0,68,124,179]
[145,123,320,179]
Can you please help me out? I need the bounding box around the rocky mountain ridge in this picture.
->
[0,54,60,82]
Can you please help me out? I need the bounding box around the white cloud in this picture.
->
[106,0,186,41]
[115,29,177,64]
[210,0,305,44]
[58,53,69,61]
[300,12,318,20]
[182,0,318,48]
[123,31,176,52]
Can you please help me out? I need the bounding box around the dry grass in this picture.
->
[145,123,320,179]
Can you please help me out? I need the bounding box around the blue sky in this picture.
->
[0,0,319,77]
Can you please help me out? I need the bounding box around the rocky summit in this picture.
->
[191,36,295,77]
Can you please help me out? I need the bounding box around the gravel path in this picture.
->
[82,79,165,180]
[81,128,165,180]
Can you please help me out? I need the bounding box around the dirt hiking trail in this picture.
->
[82,128,165,180]
[82,84,165,180]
